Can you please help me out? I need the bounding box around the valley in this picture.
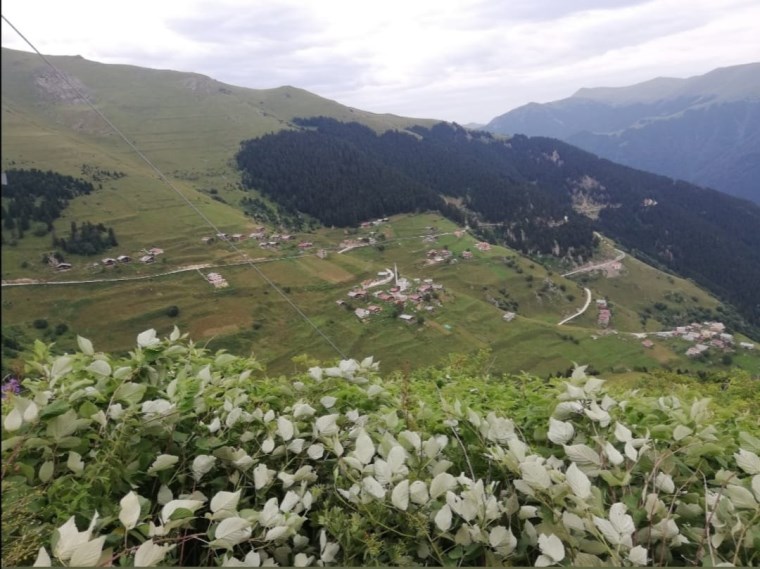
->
[2,47,759,381]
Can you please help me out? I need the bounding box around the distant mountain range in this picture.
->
[485,63,760,203]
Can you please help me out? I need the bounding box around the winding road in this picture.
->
[557,287,592,326]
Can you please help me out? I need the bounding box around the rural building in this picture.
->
[475,242,491,251]
[642,340,654,349]
[55,262,72,271]
[686,344,709,358]
[117,255,131,263]
[101,258,117,266]
[139,255,154,264]
[399,314,415,322]
[355,308,370,320]
[740,342,755,350]
[503,312,516,322]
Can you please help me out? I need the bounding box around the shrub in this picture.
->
[32,319,48,330]
[165,305,180,318]
[1,330,758,567]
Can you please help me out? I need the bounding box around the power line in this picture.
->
[1,14,349,359]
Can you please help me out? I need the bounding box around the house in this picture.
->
[117,255,131,263]
[399,314,415,322]
[216,233,229,240]
[202,236,214,244]
[598,308,611,327]
[454,230,465,238]
[502,312,516,322]
[462,251,473,259]
[682,332,699,342]
[298,241,313,249]
[336,300,346,306]
[148,247,164,256]
[101,258,117,266]
[686,344,709,358]
[230,234,244,242]
[317,249,328,259]
[367,305,382,314]
[642,340,654,349]
[140,255,154,264]
[475,242,491,251]
[249,231,266,240]
[596,299,608,308]
[739,342,755,350]
[55,262,72,271]
[355,308,370,320]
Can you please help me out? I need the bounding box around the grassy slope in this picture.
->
[2,48,758,378]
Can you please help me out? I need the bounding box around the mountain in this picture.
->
[2,48,759,378]
[485,63,760,203]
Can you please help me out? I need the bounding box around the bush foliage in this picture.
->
[2,329,759,567]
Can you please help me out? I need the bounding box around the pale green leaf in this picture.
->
[211,517,252,549]
[564,444,601,467]
[67,451,84,474]
[277,416,294,441]
[119,491,141,530]
[50,356,73,381]
[192,455,217,482]
[69,536,105,567]
[725,484,757,509]
[137,329,160,348]
[211,490,241,514]
[655,472,675,493]
[614,422,633,442]
[609,503,635,537]
[33,546,51,567]
[430,472,457,499]
[593,516,621,545]
[735,449,760,475]
[410,480,429,504]
[354,430,375,465]
[23,401,39,423]
[86,360,111,377]
[520,462,552,490]
[160,499,204,524]
[673,425,693,441]
[158,485,173,505]
[134,539,175,567]
[113,382,147,406]
[391,479,410,511]
[538,533,565,563]
[566,462,591,499]
[434,504,452,532]
[752,475,760,501]
[604,442,625,466]
[264,526,288,541]
[148,454,179,475]
[362,476,386,500]
[4,408,23,432]
[77,336,95,355]
[628,545,648,566]
[548,418,574,445]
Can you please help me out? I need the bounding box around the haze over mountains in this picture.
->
[485,63,760,204]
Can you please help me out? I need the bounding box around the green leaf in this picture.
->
[39,400,71,420]
[39,460,54,483]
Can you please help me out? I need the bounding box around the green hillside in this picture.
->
[2,47,758,379]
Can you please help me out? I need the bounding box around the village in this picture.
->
[337,263,447,323]
[633,320,755,357]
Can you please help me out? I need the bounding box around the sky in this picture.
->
[2,0,759,124]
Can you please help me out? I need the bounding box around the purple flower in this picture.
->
[1,376,21,399]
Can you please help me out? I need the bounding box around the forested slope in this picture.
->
[236,118,760,336]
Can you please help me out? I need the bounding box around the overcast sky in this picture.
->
[2,0,759,123]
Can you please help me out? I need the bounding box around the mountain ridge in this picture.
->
[485,62,760,203]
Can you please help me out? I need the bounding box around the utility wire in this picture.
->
[1,14,349,359]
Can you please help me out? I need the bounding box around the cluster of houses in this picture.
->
[206,272,228,288]
[98,247,162,267]
[203,229,313,251]
[596,299,612,328]
[339,266,445,322]
[637,320,756,357]
[359,218,389,229]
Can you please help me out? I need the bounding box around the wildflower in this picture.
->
[1,376,21,399]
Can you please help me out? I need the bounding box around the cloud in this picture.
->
[2,0,759,123]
